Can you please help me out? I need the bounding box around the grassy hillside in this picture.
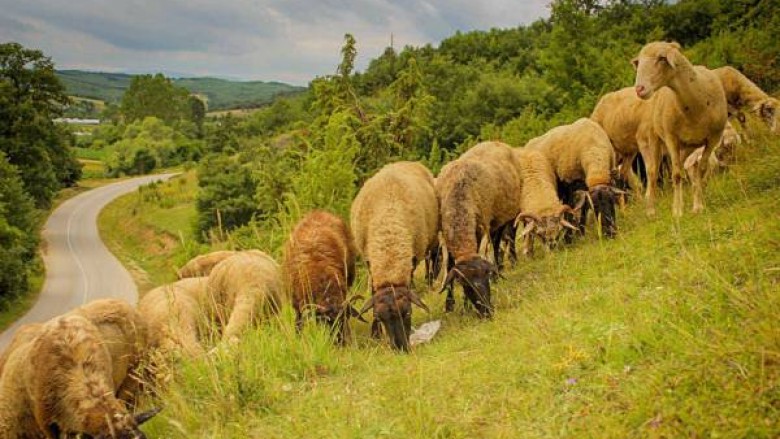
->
[56,70,305,110]
[96,122,780,437]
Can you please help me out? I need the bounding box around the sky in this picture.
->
[0,0,551,85]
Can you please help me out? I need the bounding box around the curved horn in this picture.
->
[407,290,430,313]
[514,212,541,228]
[558,205,574,216]
[560,218,579,231]
[135,407,162,425]
[359,295,375,315]
[574,191,590,211]
[349,306,369,323]
[437,268,457,294]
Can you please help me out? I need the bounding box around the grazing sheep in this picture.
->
[525,118,622,237]
[436,142,522,317]
[458,141,524,270]
[177,250,237,279]
[282,210,359,345]
[713,66,779,134]
[70,298,149,406]
[0,314,160,438]
[0,323,42,378]
[511,148,580,256]
[138,277,209,358]
[684,120,741,184]
[633,41,728,216]
[351,161,437,351]
[205,250,284,342]
[591,87,665,215]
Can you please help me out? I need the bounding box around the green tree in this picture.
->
[0,151,39,300]
[120,73,191,124]
[0,42,81,207]
[195,154,258,241]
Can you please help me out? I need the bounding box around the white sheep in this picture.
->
[633,41,728,216]
[177,250,237,279]
[350,161,437,351]
[511,148,579,256]
[524,118,622,236]
[0,314,160,438]
[204,250,284,343]
[591,86,665,215]
[138,277,209,358]
[713,66,779,134]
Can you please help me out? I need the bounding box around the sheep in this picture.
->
[70,298,149,407]
[204,250,284,342]
[524,117,623,237]
[177,250,237,279]
[684,120,741,184]
[511,148,580,256]
[138,277,209,358]
[591,86,666,215]
[282,210,360,345]
[435,142,521,317]
[0,314,160,438]
[0,323,42,378]
[351,161,437,351]
[713,66,779,134]
[457,141,525,270]
[633,41,728,216]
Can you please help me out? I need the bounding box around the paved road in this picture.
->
[0,173,177,350]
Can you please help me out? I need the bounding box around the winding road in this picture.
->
[0,173,177,350]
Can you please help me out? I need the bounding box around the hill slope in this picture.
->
[108,122,780,437]
[56,70,306,110]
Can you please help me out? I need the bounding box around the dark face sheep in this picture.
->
[516,211,579,253]
[441,257,497,318]
[588,185,624,238]
[360,285,429,352]
[309,289,363,346]
[64,407,160,439]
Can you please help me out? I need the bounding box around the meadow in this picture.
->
[98,120,780,437]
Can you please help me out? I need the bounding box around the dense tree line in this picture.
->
[0,42,82,302]
[193,0,779,244]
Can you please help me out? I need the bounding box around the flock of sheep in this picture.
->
[0,41,777,438]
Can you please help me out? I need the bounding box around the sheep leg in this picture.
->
[639,138,662,217]
[664,138,685,217]
[445,255,455,313]
[692,136,720,213]
[620,152,643,194]
[222,293,257,342]
[491,226,504,273]
[523,233,534,258]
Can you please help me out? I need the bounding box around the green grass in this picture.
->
[74,146,108,161]
[112,129,779,437]
[98,171,206,293]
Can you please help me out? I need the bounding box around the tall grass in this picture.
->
[137,123,780,437]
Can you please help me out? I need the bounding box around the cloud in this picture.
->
[0,0,550,85]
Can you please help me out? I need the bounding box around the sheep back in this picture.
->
[511,148,564,217]
[138,277,208,357]
[350,161,438,289]
[525,118,616,188]
[177,250,237,279]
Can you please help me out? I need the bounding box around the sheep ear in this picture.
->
[760,102,775,119]
[630,57,638,70]
[135,406,162,425]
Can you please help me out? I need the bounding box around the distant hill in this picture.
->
[55,70,306,110]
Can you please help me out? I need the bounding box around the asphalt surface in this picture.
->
[0,173,177,350]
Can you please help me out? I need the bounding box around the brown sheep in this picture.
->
[436,142,522,317]
[0,314,159,438]
[351,161,437,351]
[177,250,237,279]
[633,41,728,216]
[205,250,284,343]
[282,210,360,345]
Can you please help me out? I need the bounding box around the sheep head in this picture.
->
[440,256,497,318]
[360,285,429,352]
[756,97,779,134]
[515,210,579,251]
[55,407,161,439]
[585,185,625,238]
[632,41,683,100]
